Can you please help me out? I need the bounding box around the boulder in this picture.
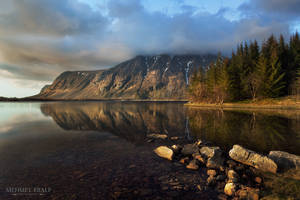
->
[268,151,300,171]
[207,169,217,177]
[200,146,224,169]
[224,183,236,196]
[227,170,239,180]
[200,146,222,158]
[170,136,180,140]
[147,133,168,139]
[229,145,277,173]
[181,144,199,156]
[179,157,189,164]
[207,176,216,186]
[193,153,206,164]
[206,156,224,169]
[171,144,182,154]
[186,160,199,170]
[254,177,262,184]
[154,146,173,160]
[194,139,203,146]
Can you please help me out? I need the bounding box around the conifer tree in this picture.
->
[188,32,299,103]
[188,67,206,102]
[256,55,269,98]
[289,32,300,94]
[267,50,285,97]
[278,35,289,94]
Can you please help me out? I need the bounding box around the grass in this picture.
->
[185,96,300,110]
[260,170,300,200]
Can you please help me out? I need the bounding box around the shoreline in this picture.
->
[185,102,300,110]
[1,97,300,110]
[0,98,189,103]
[151,135,300,199]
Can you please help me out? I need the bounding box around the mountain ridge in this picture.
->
[35,54,217,100]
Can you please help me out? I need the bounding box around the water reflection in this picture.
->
[40,102,187,144]
[0,102,300,199]
[39,102,300,155]
[188,108,300,154]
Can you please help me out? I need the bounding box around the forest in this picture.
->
[188,33,300,103]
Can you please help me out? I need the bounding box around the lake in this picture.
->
[0,101,299,199]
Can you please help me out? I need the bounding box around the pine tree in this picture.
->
[188,32,299,102]
[217,58,230,103]
[227,52,242,101]
[267,50,285,97]
[188,67,207,102]
[289,32,300,94]
[278,35,289,95]
[296,70,300,100]
[256,55,269,98]
[247,40,260,100]
[256,49,285,98]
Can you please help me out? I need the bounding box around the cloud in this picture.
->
[239,0,300,21]
[0,0,296,90]
[253,0,300,15]
[0,0,109,37]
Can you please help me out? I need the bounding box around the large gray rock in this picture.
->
[154,146,173,160]
[269,151,300,171]
[181,144,199,156]
[229,145,277,173]
[200,146,224,169]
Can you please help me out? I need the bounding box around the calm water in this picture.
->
[0,102,299,199]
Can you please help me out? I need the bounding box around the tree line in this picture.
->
[189,33,300,103]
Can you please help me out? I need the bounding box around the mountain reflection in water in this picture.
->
[40,102,188,144]
[40,102,300,155]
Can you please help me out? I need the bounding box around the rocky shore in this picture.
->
[150,134,300,200]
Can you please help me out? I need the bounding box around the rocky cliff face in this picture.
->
[36,54,216,99]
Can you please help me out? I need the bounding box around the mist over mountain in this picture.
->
[35,54,217,100]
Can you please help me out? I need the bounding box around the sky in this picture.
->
[0,0,299,97]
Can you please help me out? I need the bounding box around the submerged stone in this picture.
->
[147,133,168,139]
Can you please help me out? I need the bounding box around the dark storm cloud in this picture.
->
[0,0,296,83]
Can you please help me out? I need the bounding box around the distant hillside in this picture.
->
[0,96,20,101]
[35,54,217,100]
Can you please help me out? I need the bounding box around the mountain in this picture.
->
[35,54,217,100]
